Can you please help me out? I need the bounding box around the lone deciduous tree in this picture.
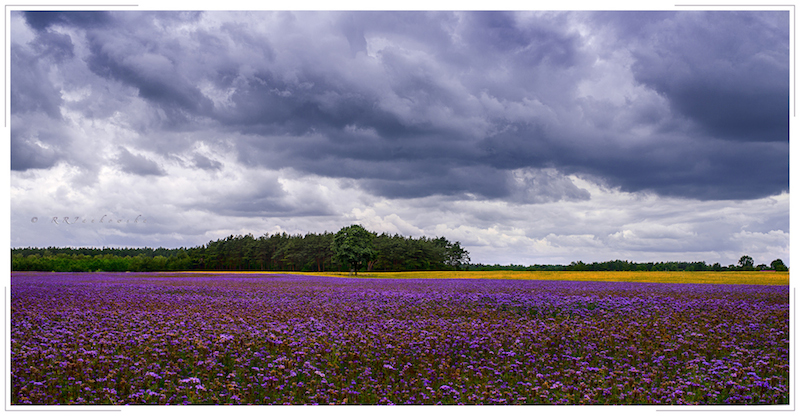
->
[332,224,377,275]
[771,258,788,271]
[738,255,754,270]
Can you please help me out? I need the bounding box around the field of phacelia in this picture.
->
[11,271,789,405]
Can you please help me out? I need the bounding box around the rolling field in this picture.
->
[11,271,790,405]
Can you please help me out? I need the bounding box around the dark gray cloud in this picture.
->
[461,11,581,67]
[31,30,74,62]
[509,168,591,204]
[22,11,112,32]
[192,153,222,171]
[340,13,367,57]
[10,46,63,119]
[361,164,511,199]
[85,33,215,125]
[202,193,333,218]
[12,10,789,203]
[10,132,60,171]
[9,114,72,171]
[115,147,166,176]
[626,11,789,143]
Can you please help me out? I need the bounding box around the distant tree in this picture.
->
[444,240,470,270]
[738,255,754,271]
[332,225,377,275]
[771,258,788,271]
[567,261,587,271]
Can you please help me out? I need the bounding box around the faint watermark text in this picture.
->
[30,215,147,225]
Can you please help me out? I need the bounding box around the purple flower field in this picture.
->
[11,272,789,405]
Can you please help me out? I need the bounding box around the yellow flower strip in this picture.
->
[170,270,789,286]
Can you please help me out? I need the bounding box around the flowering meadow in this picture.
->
[11,272,789,405]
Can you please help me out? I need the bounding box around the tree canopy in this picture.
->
[738,255,755,271]
[11,226,471,273]
[11,236,785,275]
[771,258,789,272]
[332,225,377,275]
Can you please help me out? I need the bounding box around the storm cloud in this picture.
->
[9,10,790,266]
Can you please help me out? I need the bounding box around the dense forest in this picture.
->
[11,229,787,273]
[11,230,470,273]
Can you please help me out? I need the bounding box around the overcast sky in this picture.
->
[9,9,790,267]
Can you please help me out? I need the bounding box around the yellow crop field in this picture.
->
[178,270,789,286]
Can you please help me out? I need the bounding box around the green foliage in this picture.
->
[470,257,788,272]
[738,255,755,271]
[332,225,377,275]
[12,239,786,275]
[11,227,469,273]
[771,258,788,272]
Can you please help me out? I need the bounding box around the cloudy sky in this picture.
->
[8,9,790,267]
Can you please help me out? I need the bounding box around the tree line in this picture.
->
[11,226,787,273]
[469,256,788,272]
[11,227,470,273]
